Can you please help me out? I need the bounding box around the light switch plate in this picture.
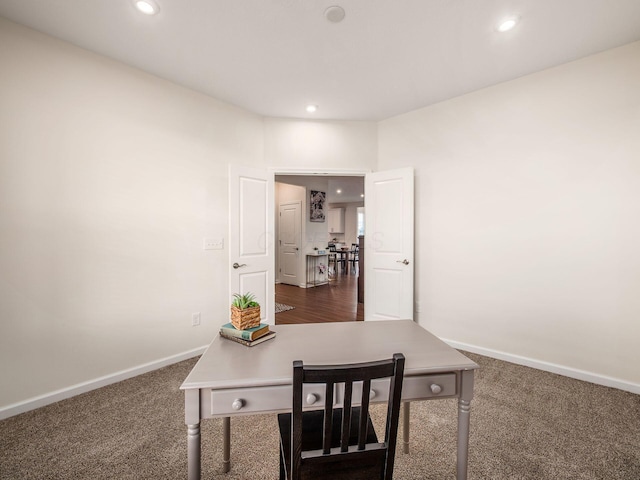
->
[204,238,224,250]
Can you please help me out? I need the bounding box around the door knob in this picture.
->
[396,259,410,265]
[232,263,247,269]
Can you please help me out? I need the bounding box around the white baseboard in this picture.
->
[442,338,640,395]
[0,346,208,420]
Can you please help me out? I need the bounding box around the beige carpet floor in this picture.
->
[1,352,638,479]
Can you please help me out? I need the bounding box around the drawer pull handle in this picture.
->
[369,389,377,399]
[430,384,442,395]
[231,399,245,410]
[306,393,319,405]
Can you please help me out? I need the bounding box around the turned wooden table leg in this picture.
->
[456,370,475,480]
[222,416,231,473]
[187,423,201,480]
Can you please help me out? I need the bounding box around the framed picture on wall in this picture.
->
[310,190,326,222]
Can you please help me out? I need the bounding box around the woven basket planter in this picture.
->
[230,305,261,330]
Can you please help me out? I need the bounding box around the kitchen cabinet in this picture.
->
[328,208,345,234]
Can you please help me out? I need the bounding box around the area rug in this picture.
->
[275,303,295,314]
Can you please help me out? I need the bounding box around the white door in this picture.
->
[229,165,275,324]
[278,201,301,286]
[364,167,414,321]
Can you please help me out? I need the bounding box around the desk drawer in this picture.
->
[345,373,457,405]
[403,373,457,400]
[207,384,331,416]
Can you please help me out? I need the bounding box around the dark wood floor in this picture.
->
[275,269,364,324]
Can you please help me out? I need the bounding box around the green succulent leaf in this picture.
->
[231,292,259,309]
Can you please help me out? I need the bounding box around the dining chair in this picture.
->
[277,353,405,480]
[329,244,346,273]
[328,244,337,267]
[349,244,359,272]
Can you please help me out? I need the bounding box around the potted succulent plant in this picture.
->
[230,292,261,330]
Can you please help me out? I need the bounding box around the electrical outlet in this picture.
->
[192,312,201,326]
[415,301,422,313]
[204,238,224,250]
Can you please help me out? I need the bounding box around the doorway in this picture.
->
[274,174,364,323]
[229,166,413,324]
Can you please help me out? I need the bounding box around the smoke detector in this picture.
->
[324,6,346,23]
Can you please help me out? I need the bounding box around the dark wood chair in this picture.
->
[329,244,346,273]
[277,353,405,480]
[349,243,359,272]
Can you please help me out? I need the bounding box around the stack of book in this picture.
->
[219,322,276,347]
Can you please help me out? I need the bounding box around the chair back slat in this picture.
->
[340,381,353,452]
[357,378,372,449]
[291,360,304,477]
[322,382,334,454]
[302,360,396,383]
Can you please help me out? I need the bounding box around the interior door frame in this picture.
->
[273,168,369,179]
[270,167,414,322]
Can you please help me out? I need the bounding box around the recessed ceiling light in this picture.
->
[497,16,519,32]
[360,194,364,198]
[306,104,318,113]
[134,0,160,15]
[336,189,342,194]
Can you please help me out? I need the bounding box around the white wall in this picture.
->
[0,19,264,414]
[378,41,640,389]
[264,118,377,171]
[0,19,380,416]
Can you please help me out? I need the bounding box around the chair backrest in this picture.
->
[291,353,405,480]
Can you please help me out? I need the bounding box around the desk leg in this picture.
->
[185,389,201,480]
[457,370,475,480]
[402,401,410,454]
[222,417,231,473]
[187,423,201,480]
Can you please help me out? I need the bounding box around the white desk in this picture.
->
[181,320,478,480]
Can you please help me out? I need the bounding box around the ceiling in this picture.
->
[1,0,640,121]
[276,175,364,204]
